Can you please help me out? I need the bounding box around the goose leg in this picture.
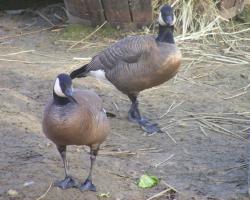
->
[79,144,99,192]
[128,94,141,123]
[54,145,77,189]
[128,94,162,134]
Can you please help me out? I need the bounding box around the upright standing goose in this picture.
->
[42,73,110,191]
[70,4,181,134]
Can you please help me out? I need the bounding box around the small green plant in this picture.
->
[137,174,159,189]
[62,24,93,39]
[62,24,123,40]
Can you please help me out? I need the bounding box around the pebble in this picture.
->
[7,189,18,197]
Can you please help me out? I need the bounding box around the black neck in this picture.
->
[53,91,71,105]
[156,25,175,43]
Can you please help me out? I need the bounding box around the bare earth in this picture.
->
[0,11,249,200]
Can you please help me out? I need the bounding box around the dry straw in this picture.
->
[151,0,250,65]
[152,0,221,37]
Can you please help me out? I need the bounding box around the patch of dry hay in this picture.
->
[152,0,220,36]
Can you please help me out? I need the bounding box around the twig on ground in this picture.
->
[241,126,250,132]
[36,11,55,26]
[180,113,250,124]
[31,52,66,60]
[206,116,250,123]
[146,188,171,200]
[161,180,180,193]
[0,50,35,56]
[99,147,162,157]
[0,58,68,64]
[35,182,53,200]
[72,57,92,61]
[223,91,247,100]
[159,101,184,119]
[0,58,34,64]
[198,119,247,141]
[99,150,136,156]
[137,147,158,151]
[105,170,131,179]
[159,100,175,118]
[0,27,52,40]
[68,21,107,50]
[153,154,175,168]
[160,121,177,130]
[165,130,177,144]
[183,111,250,117]
[199,125,208,136]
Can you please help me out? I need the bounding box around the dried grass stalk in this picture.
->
[153,0,220,37]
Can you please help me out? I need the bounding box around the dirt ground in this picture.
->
[0,9,250,200]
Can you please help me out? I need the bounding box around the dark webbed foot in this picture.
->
[139,118,163,135]
[129,114,162,134]
[128,108,162,134]
[79,179,96,192]
[128,94,162,135]
[54,176,77,189]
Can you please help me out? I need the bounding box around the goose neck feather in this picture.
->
[156,25,174,44]
[53,91,71,105]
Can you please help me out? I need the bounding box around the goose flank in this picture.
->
[42,73,110,191]
[70,4,181,135]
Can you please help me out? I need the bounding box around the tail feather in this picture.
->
[70,64,88,79]
[106,112,116,118]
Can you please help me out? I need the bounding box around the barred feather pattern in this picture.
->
[85,35,181,95]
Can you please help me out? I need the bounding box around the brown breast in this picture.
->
[42,89,110,146]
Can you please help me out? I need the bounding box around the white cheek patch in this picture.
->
[54,78,66,97]
[89,70,107,80]
[158,12,166,26]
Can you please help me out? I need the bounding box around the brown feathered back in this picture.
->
[42,89,109,146]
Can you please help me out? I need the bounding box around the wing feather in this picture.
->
[88,35,156,71]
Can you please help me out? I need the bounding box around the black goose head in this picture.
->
[53,73,77,103]
[158,4,175,27]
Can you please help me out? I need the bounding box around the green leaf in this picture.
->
[137,174,159,188]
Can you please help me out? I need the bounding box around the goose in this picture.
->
[70,4,181,135]
[42,73,110,191]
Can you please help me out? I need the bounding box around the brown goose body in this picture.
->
[82,35,181,95]
[70,4,181,134]
[43,89,109,147]
[42,74,110,191]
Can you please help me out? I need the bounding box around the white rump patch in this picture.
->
[158,12,166,26]
[89,70,107,80]
[54,78,66,97]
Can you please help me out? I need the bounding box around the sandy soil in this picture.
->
[0,10,249,200]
